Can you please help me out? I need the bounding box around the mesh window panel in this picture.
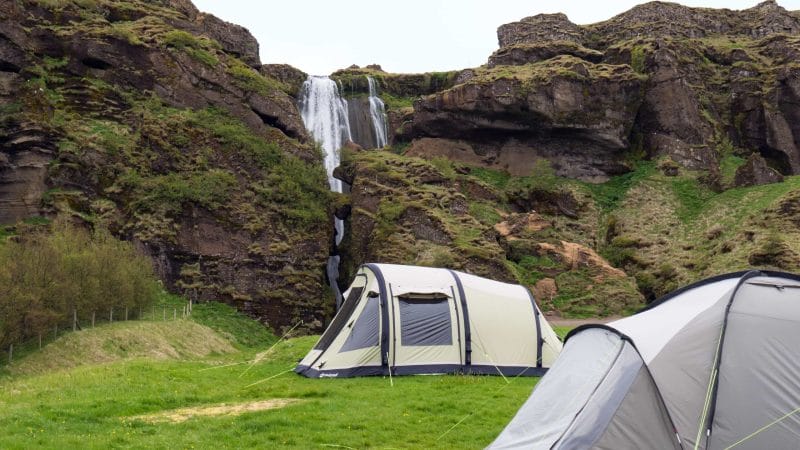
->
[399,297,452,346]
[314,287,364,351]
[340,297,379,352]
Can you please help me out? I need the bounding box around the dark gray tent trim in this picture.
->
[364,263,391,375]
[448,269,472,368]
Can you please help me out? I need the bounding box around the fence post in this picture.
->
[39,333,42,349]
[173,308,176,320]
[139,307,142,320]
[189,299,192,313]
[125,307,128,321]
[163,305,166,321]
[152,306,156,320]
[54,325,57,340]
[8,344,11,364]
[92,311,95,328]
[110,307,113,323]
[73,308,77,332]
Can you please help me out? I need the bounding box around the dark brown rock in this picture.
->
[487,42,603,68]
[497,13,584,47]
[260,64,307,97]
[194,13,260,67]
[407,58,643,181]
[734,153,785,187]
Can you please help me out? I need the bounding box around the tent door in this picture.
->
[391,289,462,371]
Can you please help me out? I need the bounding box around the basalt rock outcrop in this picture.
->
[394,0,800,181]
[734,153,785,186]
[0,0,332,331]
[406,58,644,181]
[335,147,645,317]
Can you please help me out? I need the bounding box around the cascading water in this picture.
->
[298,76,352,308]
[366,76,388,148]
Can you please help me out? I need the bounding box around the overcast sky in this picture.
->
[192,0,800,75]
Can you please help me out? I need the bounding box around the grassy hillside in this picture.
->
[341,147,800,317]
[0,303,537,449]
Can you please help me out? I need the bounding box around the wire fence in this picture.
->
[0,300,193,367]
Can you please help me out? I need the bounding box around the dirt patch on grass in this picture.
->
[131,398,302,423]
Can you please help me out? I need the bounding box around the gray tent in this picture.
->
[296,263,561,378]
[490,270,800,449]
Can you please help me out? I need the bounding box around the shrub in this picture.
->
[0,220,159,347]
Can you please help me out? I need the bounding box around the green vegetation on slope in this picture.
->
[348,145,800,315]
[190,301,276,349]
[598,164,800,299]
[0,220,158,349]
[5,320,236,376]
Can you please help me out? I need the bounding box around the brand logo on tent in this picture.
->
[319,373,339,378]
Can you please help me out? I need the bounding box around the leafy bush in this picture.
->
[0,221,159,347]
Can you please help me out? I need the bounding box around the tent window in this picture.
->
[314,286,365,351]
[399,296,452,346]
[340,297,379,352]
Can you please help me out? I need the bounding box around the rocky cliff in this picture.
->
[332,1,800,316]
[392,0,800,183]
[0,0,333,331]
[4,0,800,326]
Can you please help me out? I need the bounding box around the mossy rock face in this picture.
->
[330,67,459,102]
[393,1,800,183]
[405,57,644,181]
[340,148,644,318]
[338,149,515,286]
[0,0,333,331]
[487,41,604,67]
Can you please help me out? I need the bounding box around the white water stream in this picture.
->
[298,75,388,309]
[367,76,388,148]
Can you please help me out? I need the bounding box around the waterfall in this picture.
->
[299,76,351,308]
[367,76,388,149]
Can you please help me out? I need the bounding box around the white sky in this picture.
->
[192,0,800,75]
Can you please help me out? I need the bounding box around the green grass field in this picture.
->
[0,304,545,449]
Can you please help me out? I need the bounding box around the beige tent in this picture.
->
[296,263,561,378]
